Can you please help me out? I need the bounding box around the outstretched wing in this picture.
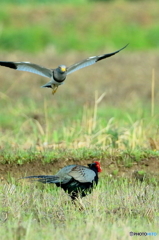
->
[66,44,128,75]
[0,61,52,78]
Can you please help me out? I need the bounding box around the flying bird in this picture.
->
[21,161,102,201]
[0,44,128,94]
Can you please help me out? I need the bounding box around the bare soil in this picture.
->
[0,155,159,181]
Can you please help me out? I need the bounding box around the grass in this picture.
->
[1,78,159,238]
[0,1,159,239]
[0,1,159,53]
[0,88,158,239]
[0,146,158,165]
[0,0,86,4]
[0,94,158,151]
[0,177,158,240]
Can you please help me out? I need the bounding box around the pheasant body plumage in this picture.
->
[22,161,102,200]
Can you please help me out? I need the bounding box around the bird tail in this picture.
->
[41,82,52,88]
[20,175,60,184]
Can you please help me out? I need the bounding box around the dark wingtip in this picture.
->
[0,61,17,69]
[120,43,129,51]
[97,43,129,62]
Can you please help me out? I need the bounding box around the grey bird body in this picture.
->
[0,44,128,94]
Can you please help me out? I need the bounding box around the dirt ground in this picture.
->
[0,154,159,181]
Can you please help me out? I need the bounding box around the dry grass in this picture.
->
[0,177,158,240]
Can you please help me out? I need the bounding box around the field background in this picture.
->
[0,1,159,239]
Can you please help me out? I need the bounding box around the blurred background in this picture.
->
[0,0,159,151]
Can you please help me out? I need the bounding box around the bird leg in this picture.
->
[52,85,58,95]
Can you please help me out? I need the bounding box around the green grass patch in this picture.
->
[0,2,159,53]
[0,96,158,150]
[0,0,86,4]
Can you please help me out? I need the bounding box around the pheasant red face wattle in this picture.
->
[94,161,102,172]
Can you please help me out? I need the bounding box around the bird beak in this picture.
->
[61,66,66,72]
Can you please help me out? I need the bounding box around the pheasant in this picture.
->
[22,161,102,200]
